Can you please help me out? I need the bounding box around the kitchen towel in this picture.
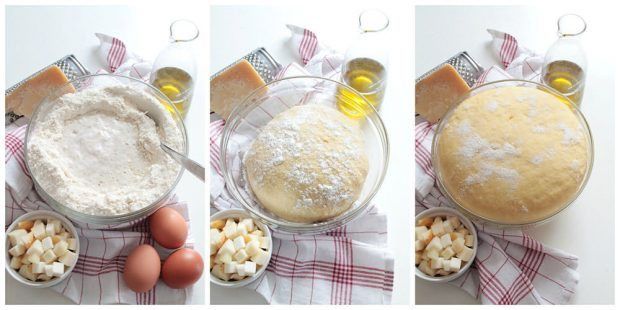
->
[4,34,194,305]
[415,30,579,305]
[210,25,394,305]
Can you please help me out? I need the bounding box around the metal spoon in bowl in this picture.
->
[161,143,205,182]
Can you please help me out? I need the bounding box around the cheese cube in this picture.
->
[210,59,266,119]
[425,236,442,252]
[439,234,452,248]
[18,265,36,281]
[251,249,269,266]
[59,251,78,267]
[224,261,237,274]
[456,227,469,235]
[233,235,246,251]
[52,235,62,244]
[448,216,461,229]
[27,254,40,265]
[18,232,34,248]
[415,226,429,240]
[42,249,57,263]
[442,259,451,272]
[239,218,255,233]
[417,217,433,227]
[51,219,62,234]
[415,240,426,251]
[222,220,238,239]
[457,246,475,262]
[465,235,475,247]
[211,264,230,281]
[41,236,54,251]
[245,240,261,256]
[210,219,226,230]
[259,237,270,250]
[230,273,246,281]
[37,274,52,281]
[430,219,445,236]
[67,238,78,251]
[17,220,34,231]
[32,222,46,240]
[448,257,462,272]
[244,261,257,276]
[51,262,64,277]
[437,269,451,276]
[426,249,439,260]
[440,247,455,260]
[216,253,232,264]
[235,224,248,239]
[210,255,215,269]
[442,221,455,233]
[53,240,69,257]
[418,260,436,276]
[250,230,264,237]
[420,230,434,244]
[452,238,465,253]
[236,263,247,276]
[217,239,235,256]
[32,262,47,274]
[430,257,444,269]
[10,256,22,269]
[233,249,249,263]
[45,223,56,237]
[21,254,32,265]
[450,232,464,241]
[421,250,428,261]
[9,244,26,257]
[244,234,259,243]
[27,239,44,256]
[44,264,54,277]
[210,229,224,255]
[415,252,422,265]
[59,231,69,241]
[8,229,28,246]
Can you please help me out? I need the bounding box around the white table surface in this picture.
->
[5,5,205,305]
[210,5,413,305]
[415,5,615,305]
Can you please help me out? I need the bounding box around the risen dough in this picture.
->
[244,105,368,223]
[436,86,589,224]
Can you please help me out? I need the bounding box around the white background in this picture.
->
[5,5,205,304]
[415,5,615,305]
[210,5,413,305]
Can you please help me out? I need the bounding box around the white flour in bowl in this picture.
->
[27,85,183,216]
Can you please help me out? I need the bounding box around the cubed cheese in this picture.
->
[211,264,230,281]
[52,262,64,276]
[9,244,26,257]
[426,249,439,260]
[250,230,264,237]
[448,216,461,229]
[465,235,475,247]
[32,222,46,240]
[239,218,255,233]
[415,240,426,251]
[415,226,429,240]
[245,240,261,256]
[42,249,57,263]
[53,240,69,257]
[440,247,455,260]
[230,273,246,281]
[439,234,452,248]
[17,220,34,231]
[430,257,444,269]
[44,264,54,277]
[41,236,54,251]
[244,261,257,276]
[37,274,52,281]
[251,249,269,266]
[233,235,246,251]
[224,261,237,274]
[222,220,237,239]
[244,234,259,243]
[216,252,233,264]
[210,219,226,230]
[259,237,270,250]
[425,236,442,252]
[45,223,55,237]
[450,232,464,241]
[59,251,78,267]
[8,229,28,246]
[217,239,235,256]
[418,260,436,276]
[26,239,44,256]
[421,230,434,244]
[32,262,47,274]
[235,263,247,276]
[442,220,454,233]
[457,246,475,262]
[415,252,422,265]
[452,238,465,253]
[448,257,462,272]
[442,259,451,272]
[233,249,249,263]
[27,254,41,265]
[18,264,36,281]
[417,217,433,227]
[10,256,22,269]
[67,238,78,251]
[19,232,34,248]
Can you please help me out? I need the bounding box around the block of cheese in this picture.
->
[415,64,470,123]
[210,60,265,120]
[6,65,76,118]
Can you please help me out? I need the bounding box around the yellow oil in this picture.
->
[542,60,585,106]
[337,58,386,119]
[150,67,194,117]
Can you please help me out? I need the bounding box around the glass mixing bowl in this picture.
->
[220,76,389,234]
[24,74,187,228]
[432,79,593,228]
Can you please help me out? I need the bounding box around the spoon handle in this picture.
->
[161,143,205,182]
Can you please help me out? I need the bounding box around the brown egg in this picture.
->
[123,244,161,293]
[149,207,188,249]
[162,248,204,289]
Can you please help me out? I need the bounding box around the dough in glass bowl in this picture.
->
[244,104,368,223]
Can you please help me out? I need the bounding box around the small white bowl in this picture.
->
[210,209,273,288]
[5,210,80,288]
[414,207,478,283]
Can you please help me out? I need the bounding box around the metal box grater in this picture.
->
[416,51,484,87]
[5,54,90,124]
[211,47,282,83]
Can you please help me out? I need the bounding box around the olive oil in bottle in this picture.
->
[542,60,585,106]
[151,67,194,117]
[337,58,386,118]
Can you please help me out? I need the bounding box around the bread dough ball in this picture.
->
[436,86,589,224]
[244,104,368,223]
